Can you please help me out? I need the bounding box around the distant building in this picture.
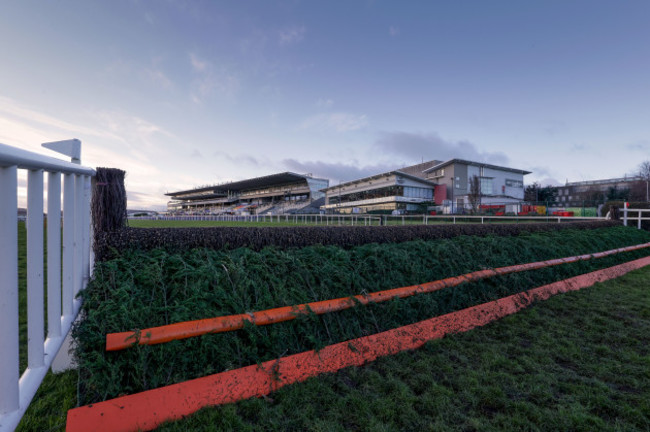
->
[556,176,643,205]
[321,159,531,214]
[166,172,329,215]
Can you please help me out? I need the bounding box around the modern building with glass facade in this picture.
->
[423,159,531,210]
[321,161,440,213]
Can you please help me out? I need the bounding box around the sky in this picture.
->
[2,0,649,210]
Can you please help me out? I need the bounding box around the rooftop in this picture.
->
[423,159,532,175]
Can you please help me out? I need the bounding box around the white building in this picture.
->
[423,159,531,211]
[322,159,531,214]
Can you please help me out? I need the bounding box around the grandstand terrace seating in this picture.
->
[166,172,329,215]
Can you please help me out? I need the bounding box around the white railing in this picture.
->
[0,141,95,432]
[129,213,604,227]
[623,207,650,229]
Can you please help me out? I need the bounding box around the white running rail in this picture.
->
[0,141,95,432]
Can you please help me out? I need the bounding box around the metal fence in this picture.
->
[0,141,95,431]
[434,201,602,218]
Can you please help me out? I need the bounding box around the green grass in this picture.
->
[158,265,650,431]
[18,221,54,373]
[18,222,27,372]
[19,265,650,431]
[16,370,77,432]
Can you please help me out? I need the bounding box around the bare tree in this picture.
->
[468,175,481,214]
[639,160,650,202]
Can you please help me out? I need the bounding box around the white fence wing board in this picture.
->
[0,141,95,432]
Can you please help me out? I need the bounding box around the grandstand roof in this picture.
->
[166,172,323,198]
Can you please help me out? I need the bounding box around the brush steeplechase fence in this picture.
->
[67,254,650,432]
[105,241,650,351]
[0,141,94,432]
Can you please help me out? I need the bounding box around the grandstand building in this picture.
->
[321,160,441,214]
[166,172,329,215]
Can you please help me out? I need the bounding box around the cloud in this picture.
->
[570,143,589,152]
[145,68,173,89]
[0,96,117,142]
[279,26,306,45]
[626,140,650,151]
[0,96,182,209]
[374,131,510,166]
[525,166,562,186]
[191,149,203,158]
[190,53,208,73]
[539,177,562,186]
[301,112,368,132]
[189,52,240,102]
[529,166,553,178]
[389,26,400,37]
[144,12,155,26]
[102,56,174,91]
[127,191,167,211]
[282,158,394,184]
[213,151,265,168]
[316,98,334,108]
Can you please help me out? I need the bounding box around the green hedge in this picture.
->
[94,221,619,262]
[74,226,650,404]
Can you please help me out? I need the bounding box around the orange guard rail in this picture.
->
[106,242,650,351]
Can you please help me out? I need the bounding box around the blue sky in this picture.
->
[2,0,649,209]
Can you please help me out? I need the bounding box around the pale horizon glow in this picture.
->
[2,1,649,210]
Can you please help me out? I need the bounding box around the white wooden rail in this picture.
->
[130,213,603,226]
[623,207,650,229]
[0,141,95,432]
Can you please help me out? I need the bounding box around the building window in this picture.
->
[505,179,523,188]
[480,177,493,195]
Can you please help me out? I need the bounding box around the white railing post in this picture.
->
[83,175,93,281]
[27,169,45,369]
[0,166,19,415]
[74,174,83,296]
[47,172,62,339]
[623,206,628,226]
[62,174,75,317]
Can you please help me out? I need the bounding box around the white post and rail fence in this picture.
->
[622,203,650,230]
[0,140,94,432]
